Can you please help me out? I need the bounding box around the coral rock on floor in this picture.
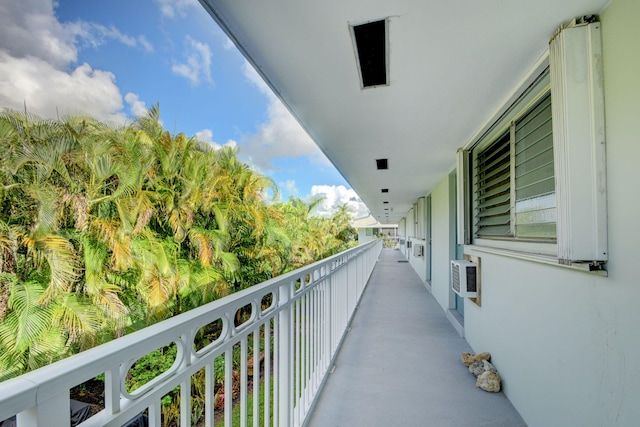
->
[461,351,491,367]
[476,371,501,392]
[469,360,485,377]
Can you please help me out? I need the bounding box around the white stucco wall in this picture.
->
[357,229,373,244]
[429,174,456,310]
[408,237,427,282]
[461,1,640,425]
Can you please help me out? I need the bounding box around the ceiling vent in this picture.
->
[376,158,388,170]
[351,19,388,88]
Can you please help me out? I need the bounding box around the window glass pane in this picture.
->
[515,93,556,239]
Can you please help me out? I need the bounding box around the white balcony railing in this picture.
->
[0,239,382,427]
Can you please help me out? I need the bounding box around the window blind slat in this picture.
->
[514,92,556,239]
[477,215,511,227]
[476,181,509,203]
[477,192,510,209]
[476,202,510,219]
[476,138,510,170]
[474,130,512,238]
[476,225,511,237]
[515,148,554,178]
[475,160,510,187]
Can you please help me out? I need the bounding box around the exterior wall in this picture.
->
[358,227,399,245]
[408,236,427,282]
[398,218,407,253]
[406,208,415,238]
[357,229,373,244]
[408,197,427,281]
[428,174,456,310]
[461,1,640,426]
[396,1,639,424]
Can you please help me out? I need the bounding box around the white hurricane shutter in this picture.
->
[549,18,607,263]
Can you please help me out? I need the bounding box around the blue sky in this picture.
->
[0,0,369,218]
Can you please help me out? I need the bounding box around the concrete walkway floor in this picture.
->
[305,248,526,427]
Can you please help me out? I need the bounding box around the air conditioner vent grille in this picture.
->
[450,260,478,298]
[452,263,461,293]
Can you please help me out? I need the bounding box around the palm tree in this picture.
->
[0,106,358,382]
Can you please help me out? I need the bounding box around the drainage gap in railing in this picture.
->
[234,302,254,329]
[194,317,226,354]
[124,341,180,397]
[261,292,275,313]
[69,379,104,424]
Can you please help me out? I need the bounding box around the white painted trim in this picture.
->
[465,244,608,276]
[461,51,550,151]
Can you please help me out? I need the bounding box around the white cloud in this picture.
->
[0,0,153,123]
[194,128,237,150]
[0,52,127,122]
[308,185,369,219]
[172,36,213,86]
[67,22,154,53]
[222,36,236,51]
[279,179,298,196]
[242,61,273,100]
[241,61,330,170]
[0,0,77,67]
[124,93,148,117]
[137,35,154,53]
[154,0,199,18]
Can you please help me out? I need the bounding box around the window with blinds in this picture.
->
[472,92,555,241]
[514,94,555,239]
[474,132,512,238]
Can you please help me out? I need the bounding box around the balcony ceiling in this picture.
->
[199,0,609,224]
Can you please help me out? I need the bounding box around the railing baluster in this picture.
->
[180,334,191,427]
[293,288,300,425]
[264,319,272,427]
[277,280,291,427]
[252,327,260,427]
[104,364,120,416]
[305,286,310,412]
[180,375,191,427]
[205,361,214,427]
[149,401,161,427]
[240,336,248,427]
[224,348,233,426]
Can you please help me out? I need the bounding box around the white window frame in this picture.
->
[457,17,607,271]
[467,75,557,257]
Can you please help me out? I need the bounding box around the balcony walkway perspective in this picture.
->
[306,248,527,427]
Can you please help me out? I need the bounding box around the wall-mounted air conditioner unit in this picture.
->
[451,260,477,298]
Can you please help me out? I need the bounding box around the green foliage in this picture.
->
[125,343,178,393]
[0,108,358,382]
[215,379,273,427]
